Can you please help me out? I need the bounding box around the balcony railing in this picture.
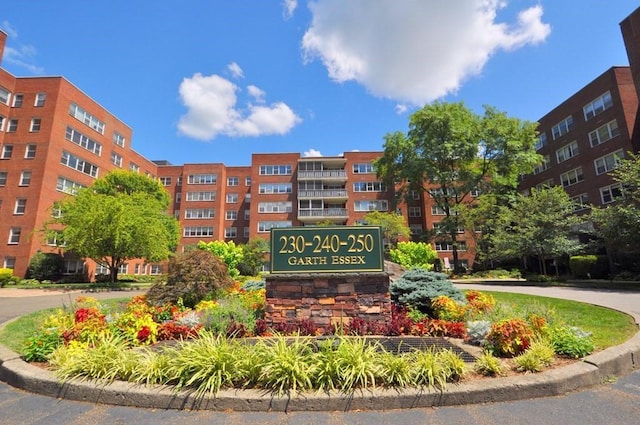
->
[298,208,348,220]
[297,170,347,180]
[297,189,348,199]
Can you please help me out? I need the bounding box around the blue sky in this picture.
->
[0,1,635,166]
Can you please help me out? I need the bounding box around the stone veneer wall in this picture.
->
[265,273,391,332]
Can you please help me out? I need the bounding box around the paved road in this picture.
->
[1,285,639,425]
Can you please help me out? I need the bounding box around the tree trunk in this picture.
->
[109,265,118,283]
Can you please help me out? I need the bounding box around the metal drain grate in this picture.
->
[363,336,478,362]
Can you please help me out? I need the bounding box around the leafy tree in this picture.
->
[26,252,63,281]
[389,241,438,270]
[197,240,244,278]
[49,171,180,283]
[375,102,539,271]
[362,211,410,248]
[589,152,640,274]
[237,238,270,276]
[490,187,583,275]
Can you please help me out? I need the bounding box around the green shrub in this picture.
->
[569,255,597,279]
[513,339,555,373]
[390,268,465,315]
[197,240,244,278]
[146,250,233,308]
[473,351,504,376]
[466,320,492,346]
[549,326,595,358]
[23,329,63,362]
[0,268,17,287]
[198,296,257,336]
[389,241,438,270]
[26,252,63,281]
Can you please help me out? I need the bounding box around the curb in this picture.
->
[1,332,639,412]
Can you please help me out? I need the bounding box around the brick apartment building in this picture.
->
[3,7,640,279]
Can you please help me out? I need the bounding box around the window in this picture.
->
[244,227,250,238]
[258,221,292,232]
[0,171,6,186]
[1,145,13,159]
[589,120,619,147]
[225,227,237,238]
[95,263,109,275]
[244,209,250,220]
[594,150,624,175]
[34,93,46,107]
[408,206,422,217]
[46,231,65,247]
[0,116,4,131]
[183,226,214,237]
[0,87,9,105]
[149,264,163,275]
[4,257,16,269]
[63,260,85,275]
[556,141,579,163]
[226,193,238,203]
[245,177,252,186]
[186,191,216,201]
[560,167,584,187]
[56,176,85,194]
[353,163,374,174]
[159,177,172,186]
[19,171,31,186]
[354,200,389,211]
[431,205,446,215]
[536,132,547,150]
[258,183,292,194]
[14,199,26,215]
[259,165,292,175]
[435,241,466,251]
[185,208,214,219]
[113,131,126,147]
[600,183,623,204]
[572,194,590,211]
[551,116,574,140]
[134,264,142,275]
[51,207,62,218]
[30,118,41,132]
[65,126,102,155]
[227,177,239,186]
[353,182,386,192]
[584,91,613,121]
[177,176,183,186]
[24,144,37,159]
[533,155,551,175]
[69,103,105,134]
[409,190,421,200]
[175,193,181,203]
[7,119,18,132]
[258,201,292,213]
[226,210,238,220]
[110,152,123,167]
[410,224,423,235]
[8,227,21,244]
[60,151,99,177]
[536,178,554,190]
[12,94,23,107]
[188,174,217,184]
[129,163,140,173]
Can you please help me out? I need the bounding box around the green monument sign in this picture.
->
[270,226,384,273]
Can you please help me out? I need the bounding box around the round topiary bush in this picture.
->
[146,249,234,308]
[389,268,465,315]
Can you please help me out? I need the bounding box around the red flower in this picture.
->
[137,326,151,343]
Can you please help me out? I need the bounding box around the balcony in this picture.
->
[297,189,348,200]
[297,170,347,181]
[297,208,349,222]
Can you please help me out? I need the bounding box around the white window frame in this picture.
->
[408,206,422,217]
[69,103,105,134]
[24,144,37,159]
[19,171,31,186]
[0,87,10,105]
[7,119,18,132]
[225,210,238,220]
[224,227,237,238]
[226,193,238,203]
[556,141,579,163]
[183,226,214,237]
[1,144,13,159]
[583,91,613,121]
[354,200,389,212]
[258,201,292,213]
[65,126,102,155]
[258,183,292,194]
[12,94,23,108]
[560,167,584,187]
[353,182,387,192]
[186,191,216,201]
[30,118,41,132]
[594,150,624,175]
[258,221,292,233]
[259,165,292,175]
[187,174,217,184]
[184,208,215,219]
[34,93,46,107]
[56,176,85,194]
[159,177,172,186]
[8,227,21,244]
[551,116,574,140]
[600,183,623,204]
[60,151,99,178]
[227,177,239,186]
[111,151,123,167]
[353,163,374,174]
[0,171,7,186]
[589,120,619,147]
[14,199,27,215]
[112,131,126,147]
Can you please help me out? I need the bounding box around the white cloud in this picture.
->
[301,0,550,105]
[303,148,323,157]
[177,72,302,140]
[227,62,244,79]
[1,21,19,38]
[0,21,44,74]
[283,0,298,19]
[395,104,408,115]
[247,85,266,103]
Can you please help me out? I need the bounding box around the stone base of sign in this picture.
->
[265,273,391,333]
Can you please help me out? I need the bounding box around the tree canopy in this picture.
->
[375,102,540,270]
[362,211,410,248]
[49,171,180,282]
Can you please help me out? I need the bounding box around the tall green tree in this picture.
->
[490,187,583,275]
[362,211,410,248]
[49,171,179,282]
[375,102,540,271]
[589,152,640,273]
